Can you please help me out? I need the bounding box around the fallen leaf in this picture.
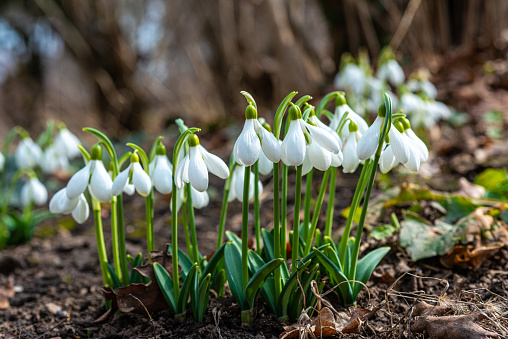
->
[440,244,502,269]
[342,302,384,334]
[0,280,15,309]
[280,307,340,338]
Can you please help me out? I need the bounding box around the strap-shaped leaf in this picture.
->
[277,259,312,317]
[352,246,390,300]
[247,250,277,313]
[195,273,211,322]
[224,242,247,310]
[261,228,274,261]
[167,246,194,279]
[153,262,176,313]
[225,231,242,253]
[201,241,227,282]
[177,263,198,313]
[245,258,284,309]
[289,264,319,320]
[313,247,353,305]
[106,263,122,289]
[315,91,342,118]
[323,236,337,252]
[128,253,143,284]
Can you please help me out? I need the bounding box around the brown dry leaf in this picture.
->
[280,307,340,339]
[455,177,486,199]
[0,280,15,309]
[342,302,384,334]
[411,311,499,339]
[440,244,502,269]
[413,301,451,317]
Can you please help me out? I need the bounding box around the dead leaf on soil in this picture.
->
[440,244,503,270]
[95,249,178,323]
[342,302,384,334]
[411,301,499,339]
[0,280,15,309]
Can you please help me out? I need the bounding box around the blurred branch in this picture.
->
[390,0,422,52]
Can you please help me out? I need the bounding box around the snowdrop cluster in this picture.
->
[334,48,452,129]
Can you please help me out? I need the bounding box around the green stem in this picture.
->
[291,165,303,274]
[110,197,122,280]
[281,164,288,259]
[216,156,235,249]
[171,181,180,302]
[242,165,251,290]
[186,184,200,265]
[254,161,261,255]
[324,166,338,238]
[116,194,129,286]
[303,168,331,255]
[146,191,154,253]
[92,199,112,288]
[338,159,373,265]
[302,169,313,243]
[272,162,281,302]
[182,198,193,260]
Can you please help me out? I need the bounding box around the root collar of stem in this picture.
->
[241,309,254,325]
[291,165,303,274]
[242,165,251,290]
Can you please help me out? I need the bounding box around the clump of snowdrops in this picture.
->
[50,90,428,325]
[0,121,81,250]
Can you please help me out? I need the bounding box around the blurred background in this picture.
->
[0,0,508,141]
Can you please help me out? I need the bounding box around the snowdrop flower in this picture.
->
[233,105,281,167]
[407,78,437,99]
[149,144,173,194]
[377,59,405,86]
[329,94,369,141]
[21,175,48,207]
[228,165,263,203]
[379,145,398,174]
[54,126,81,159]
[175,134,229,192]
[112,152,152,197]
[0,152,4,172]
[342,122,362,173]
[108,164,134,196]
[401,118,428,162]
[49,188,89,224]
[281,104,340,167]
[356,104,409,164]
[170,186,210,213]
[40,144,69,174]
[15,137,42,169]
[66,144,112,203]
[334,63,367,97]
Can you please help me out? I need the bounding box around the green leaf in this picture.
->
[106,263,122,289]
[247,251,277,313]
[201,242,227,282]
[126,143,150,174]
[245,257,284,309]
[289,264,319,320]
[341,206,362,223]
[352,247,390,300]
[83,127,118,173]
[129,253,144,284]
[226,231,242,253]
[153,262,177,313]
[224,242,247,310]
[167,246,194,280]
[441,196,478,223]
[177,263,198,313]
[315,91,341,119]
[261,228,274,261]
[370,224,397,240]
[313,247,353,305]
[195,273,211,322]
[277,259,312,317]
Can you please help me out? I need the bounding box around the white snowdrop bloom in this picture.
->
[426,100,451,121]
[49,188,89,224]
[257,151,273,175]
[379,145,398,174]
[21,176,48,207]
[342,123,361,173]
[388,122,410,165]
[334,63,366,97]
[112,152,152,197]
[108,168,134,196]
[54,127,81,159]
[357,115,384,161]
[15,137,42,169]
[401,118,428,162]
[170,186,210,213]
[175,134,229,192]
[0,152,5,172]
[233,106,281,167]
[377,60,405,86]
[329,95,369,141]
[149,153,173,194]
[66,144,112,203]
[400,92,424,114]
[40,144,69,174]
[228,165,263,203]
[407,79,437,99]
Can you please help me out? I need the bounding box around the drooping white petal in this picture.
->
[233,119,261,166]
[379,145,398,173]
[403,146,421,172]
[72,195,90,224]
[132,162,152,197]
[175,153,190,189]
[188,146,209,192]
[191,188,209,209]
[89,160,113,203]
[331,151,343,167]
[281,120,306,167]
[152,155,173,194]
[0,152,4,172]
[231,165,259,203]
[357,116,384,161]
[333,104,369,135]
[310,116,342,146]
[123,184,135,195]
[50,188,79,214]
[308,139,332,171]
[66,161,92,199]
[303,121,340,154]
[302,148,313,176]
[111,165,131,196]
[334,64,366,97]
[55,129,81,159]
[255,120,281,163]
[342,133,360,173]
[405,129,428,162]
[21,178,48,207]
[258,151,273,175]
[15,138,42,169]
[389,127,410,164]
[199,145,229,179]
[169,188,184,213]
[377,60,405,86]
